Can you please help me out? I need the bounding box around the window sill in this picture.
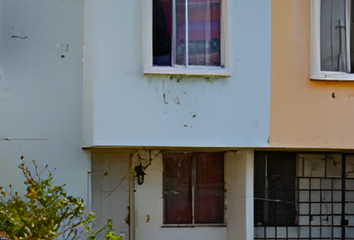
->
[144,66,231,77]
[161,223,226,228]
[310,71,354,81]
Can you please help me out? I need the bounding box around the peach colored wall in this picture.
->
[270,0,354,149]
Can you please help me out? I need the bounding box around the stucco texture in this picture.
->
[83,0,271,148]
[270,0,354,150]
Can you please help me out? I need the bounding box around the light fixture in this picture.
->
[134,164,145,185]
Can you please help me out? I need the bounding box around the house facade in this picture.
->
[83,0,270,239]
[257,0,354,239]
[2,0,354,239]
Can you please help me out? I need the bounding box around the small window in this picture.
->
[320,0,353,72]
[163,152,224,225]
[254,152,296,226]
[153,0,221,67]
[311,0,354,80]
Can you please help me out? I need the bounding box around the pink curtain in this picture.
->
[163,152,192,224]
[195,152,224,223]
[176,0,221,66]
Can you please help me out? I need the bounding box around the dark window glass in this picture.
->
[163,152,224,224]
[254,152,296,226]
[153,0,172,66]
[163,152,192,224]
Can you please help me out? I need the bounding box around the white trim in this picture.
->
[172,0,177,66]
[311,71,354,81]
[311,0,354,81]
[185,0,189,67]
[144,65,231,77]
[142,0,231,77]
[142,0,154,68]
[346,0,351,72]
[311,0,321,79]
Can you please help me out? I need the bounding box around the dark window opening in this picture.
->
[153,0,172,66]
[163,152,224,225]
[254,152,296,226]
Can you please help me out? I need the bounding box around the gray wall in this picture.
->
[0,0,90,200]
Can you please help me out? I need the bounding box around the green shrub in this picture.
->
[0,158,122,240]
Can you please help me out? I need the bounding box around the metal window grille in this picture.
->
[254,152,354,240]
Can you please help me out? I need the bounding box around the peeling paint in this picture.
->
[163,93,168,104]
[83,0,271,148]
[147,74,227,85]
[57,42,69,58]
[10,27,27,40]
[173,96,180,105]
[11,35,27,39]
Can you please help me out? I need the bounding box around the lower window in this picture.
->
[163,152,224,225]
[254,152,297,226]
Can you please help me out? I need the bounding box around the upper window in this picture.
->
[162,152,224,226]
[312,0,354,80]
[153,0,221,67]
[143,0,230,76]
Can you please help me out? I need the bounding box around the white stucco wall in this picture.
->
[91,150,130,239]
[83,0,271,148]
[225,150,254,240]
[0,0,90,200]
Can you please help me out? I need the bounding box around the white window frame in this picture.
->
[311,0,354,81]
[142,0,231,77]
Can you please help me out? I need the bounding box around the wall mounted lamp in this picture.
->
[134,164,146,185]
